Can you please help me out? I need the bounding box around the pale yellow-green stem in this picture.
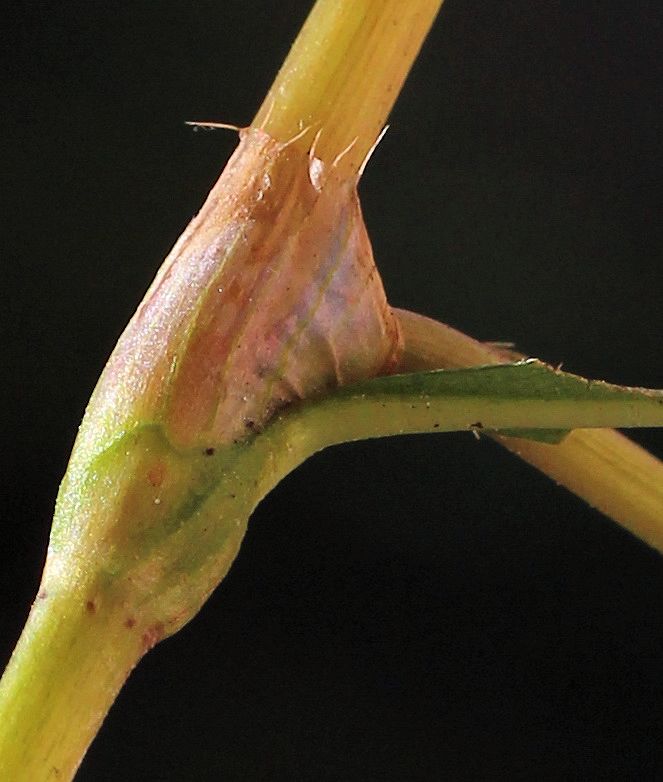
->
[0,586,143,779]
[4,0,660,777]
[253,0,444,173]
[0,2,444,780]
[394,308,663,553]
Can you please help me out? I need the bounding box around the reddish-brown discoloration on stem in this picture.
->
[146,463,166,488]
[141,623,164,652]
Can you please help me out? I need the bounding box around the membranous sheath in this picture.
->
[43,126,402,642]
[78,127,402,457]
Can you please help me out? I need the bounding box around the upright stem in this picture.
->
[395,309,663,553]
[0,2,445,779]
[0,586,143,780]
[253,0,444,173]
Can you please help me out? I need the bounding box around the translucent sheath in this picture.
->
[79,128,401,456]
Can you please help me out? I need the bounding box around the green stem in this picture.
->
[393,308,663,552]
[269,363,663,448]
[0,587,143,781]
[1,4,445,777]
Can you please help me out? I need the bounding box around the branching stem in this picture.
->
[394,309,663,553]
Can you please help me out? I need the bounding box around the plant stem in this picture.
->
[0,586,143,780]
[253,0,444,173]
[394,308,663,553]
[273,363,663,445]
[0,2,446,779]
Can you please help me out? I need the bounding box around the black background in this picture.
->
[2,1,663,779]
